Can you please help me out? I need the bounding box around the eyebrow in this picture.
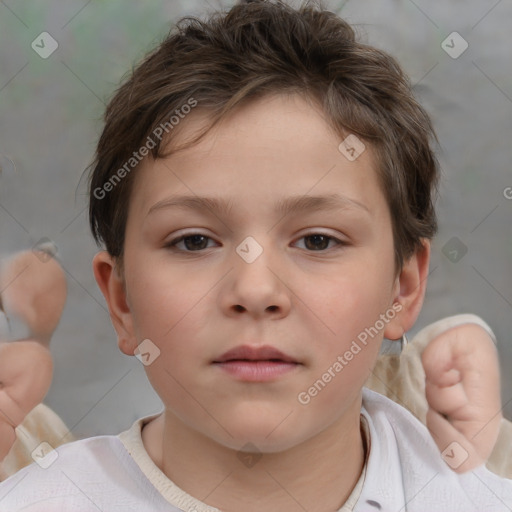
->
[147,193,370,218]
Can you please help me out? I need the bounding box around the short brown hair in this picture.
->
[89,0,439,271]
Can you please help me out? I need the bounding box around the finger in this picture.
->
[428,367,461,388]
[422,339,461,387]
[425,380,469,417]
[426,408,485,474]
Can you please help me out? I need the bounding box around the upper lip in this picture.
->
[213,345,299,364]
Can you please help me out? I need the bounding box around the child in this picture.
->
[0,1,511,510]
[0,255,510,485]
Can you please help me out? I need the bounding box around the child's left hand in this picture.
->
[421,323,502,473]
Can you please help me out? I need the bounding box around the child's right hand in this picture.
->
[421,323,502,473]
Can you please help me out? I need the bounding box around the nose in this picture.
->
[220,241,291,320]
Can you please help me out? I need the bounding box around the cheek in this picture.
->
[125,256,207,342]
[316,263,394,332]
[297,280,389,415]
[305,260,395,375]
[124,261,217,409]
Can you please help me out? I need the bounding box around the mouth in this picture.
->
[212,344,299,364]
[212,345,302,382]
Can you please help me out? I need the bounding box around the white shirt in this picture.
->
[0,388,510,511]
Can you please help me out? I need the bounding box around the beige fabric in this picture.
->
[1,314,511,483]
[0,403,74,481]
[336,415,370,511]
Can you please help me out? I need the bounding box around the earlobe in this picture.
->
[384,240,431,341]
[92,251,136,356]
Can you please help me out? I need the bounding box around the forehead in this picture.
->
[128,93,386,220]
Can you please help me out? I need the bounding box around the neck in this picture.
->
[143,398,366,512]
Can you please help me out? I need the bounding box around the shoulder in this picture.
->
[0,434,164,511]
[356,388,512,512]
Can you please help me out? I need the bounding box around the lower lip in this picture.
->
[213,360,300,381]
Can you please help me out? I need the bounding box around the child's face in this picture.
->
[99,94,410,452]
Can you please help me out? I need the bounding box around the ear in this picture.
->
[384,240,431,341]
[92,251,137,356]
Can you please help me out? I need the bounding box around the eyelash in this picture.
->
[165,232,346,253]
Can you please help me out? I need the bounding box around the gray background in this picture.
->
[0,0,511,439]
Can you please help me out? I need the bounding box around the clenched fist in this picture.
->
[422,323,502,473]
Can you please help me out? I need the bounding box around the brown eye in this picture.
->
[166,234,217,252]
[304,234,330,250]
[295,233,342,251]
